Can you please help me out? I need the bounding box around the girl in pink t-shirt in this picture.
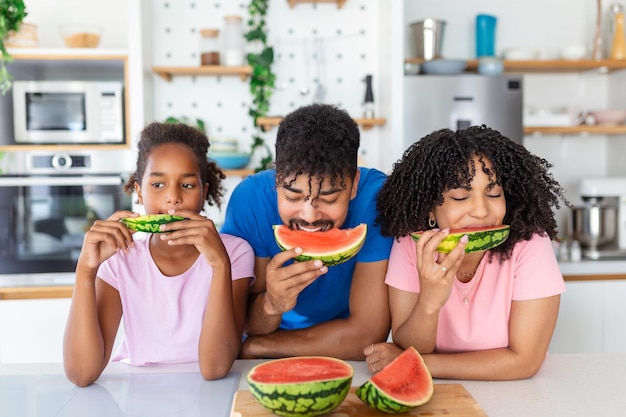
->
[368,126,568,380]
[63,122,254,386]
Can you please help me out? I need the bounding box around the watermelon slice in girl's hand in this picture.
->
[273,223,367,266]
[121,214,186,233]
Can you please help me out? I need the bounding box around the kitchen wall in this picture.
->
[21,0,626,233]
[147,0,386,223]
[401,0,626,237]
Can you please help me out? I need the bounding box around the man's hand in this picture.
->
[263,247,328,315]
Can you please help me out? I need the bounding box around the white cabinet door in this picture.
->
[0,298,71,364]
[550,281,603,353]
[603,281,626,353]
[550,280,626,353]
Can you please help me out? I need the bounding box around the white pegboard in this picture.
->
[150,0,384,169]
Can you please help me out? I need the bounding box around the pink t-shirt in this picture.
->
[385,234,566,353]
[98,233,255,366]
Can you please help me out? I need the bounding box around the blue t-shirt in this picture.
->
[221,167,393,330]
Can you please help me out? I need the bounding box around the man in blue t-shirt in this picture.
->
[221,103,393,360]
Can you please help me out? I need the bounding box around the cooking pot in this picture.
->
[571,202,617,249]
[410,18,446,61]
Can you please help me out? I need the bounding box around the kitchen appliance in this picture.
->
[403,74,523,149]
[410,18,446,61]
[572,177,626,259]
[12,80,125,144]
[0,150,133,277]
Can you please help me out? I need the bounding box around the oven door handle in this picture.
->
[0,176,124,187]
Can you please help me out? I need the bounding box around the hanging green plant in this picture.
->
[0,0,27,95]
[246,0,274,172]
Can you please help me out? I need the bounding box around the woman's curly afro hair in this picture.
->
[124,121,226,209]
[274,103,359,199]
[376,125,569,260]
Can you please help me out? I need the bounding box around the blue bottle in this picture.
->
[476,14,497,57]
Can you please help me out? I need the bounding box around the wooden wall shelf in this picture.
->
[223,169,254,177]
[524,125,626,135]
[405,58,626,74]
[288,0,346,9]
[0,144,130,152]
[256,116,386,131]
[151,65,253,82]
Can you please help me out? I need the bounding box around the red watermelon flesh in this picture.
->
[274,223,367,266]
[248,356,352,384]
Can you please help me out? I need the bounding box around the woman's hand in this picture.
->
[363,342,404,373]
[414,229,468,314]
[78,210,137,270]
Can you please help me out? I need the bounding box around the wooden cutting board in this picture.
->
[230,383,487,416]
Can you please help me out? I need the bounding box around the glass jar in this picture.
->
[222,15,244,66]
[199,28,220,66]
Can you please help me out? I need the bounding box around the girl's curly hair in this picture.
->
[123,122,226,209]
[376,126,569,260]
[275,104,359,199]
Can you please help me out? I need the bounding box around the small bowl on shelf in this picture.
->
[588,109,626,126]
[59,24,103,48]
[209,152,251,170]
[421,59,467,75]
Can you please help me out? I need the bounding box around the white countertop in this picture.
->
[1,353,625,417]
[558,259,626,276]
[1,260,625,290]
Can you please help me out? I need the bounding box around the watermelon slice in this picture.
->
[120,214,186,233]
[273,223,367,266]
[356,346,434,413]
[247,356,353,417]
[410,225,510,253]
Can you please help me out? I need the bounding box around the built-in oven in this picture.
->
[0,150,133,277]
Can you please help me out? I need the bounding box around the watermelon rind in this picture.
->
[355,346,434,414]
[273,223,367,267]
[410,225,510,254]
[247,356,353,417]
[120,214,186,233]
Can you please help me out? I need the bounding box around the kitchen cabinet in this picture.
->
[0,298,70,363]
[0,48,131,152]
[549,280,626,354]
[0,297,125,364]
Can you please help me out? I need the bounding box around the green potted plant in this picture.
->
[164,116,206,134]
[0,0,27,95]
[246,0,274,172]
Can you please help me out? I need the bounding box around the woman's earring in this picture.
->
[429,218,437,228]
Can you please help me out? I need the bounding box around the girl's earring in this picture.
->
[429,218,437,228]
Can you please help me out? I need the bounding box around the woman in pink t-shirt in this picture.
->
[367,126,568,380]
[63,122,254,386]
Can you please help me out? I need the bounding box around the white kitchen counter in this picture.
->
[558,259,626,276]
[1,259,626,291]
[1,354,625,417]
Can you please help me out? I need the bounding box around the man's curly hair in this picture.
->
[275,104,359,199]
[376,126,569,260]
[124,122,226,209]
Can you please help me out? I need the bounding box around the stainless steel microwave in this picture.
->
[12,81,125,144]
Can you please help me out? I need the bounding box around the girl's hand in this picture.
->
[157,209,230,269]
[363,342,404,373]
[78,210,137,270]
[414,228,468,314]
